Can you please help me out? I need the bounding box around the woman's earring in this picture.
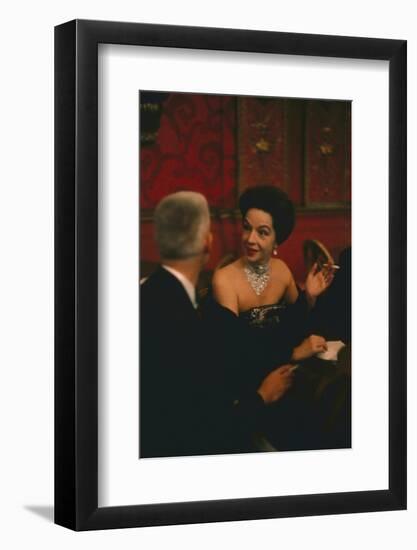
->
[272,246,278,257]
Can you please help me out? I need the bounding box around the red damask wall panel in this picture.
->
[140,92,237,209]
[285,100,305,205]
[305,100,351,206]
[140,92,351,284]
[238,97,287,192]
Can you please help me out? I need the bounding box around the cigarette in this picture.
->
[323,263,340,269]
[290,364,299,372]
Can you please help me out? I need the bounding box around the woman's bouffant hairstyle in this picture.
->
[239,185,295,245]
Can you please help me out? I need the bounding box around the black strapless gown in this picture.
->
[239,303,287,329]
[203,294,351,452]
[202,294,311,451]
[238,302,318,451]
[239,302,351,451]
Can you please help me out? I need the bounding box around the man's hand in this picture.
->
[257,365,294,405]
[291,334,327,362]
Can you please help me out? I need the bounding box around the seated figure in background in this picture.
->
[307,246,352,344]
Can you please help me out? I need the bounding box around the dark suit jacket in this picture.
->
[140,266,267,458]
[140,267,226,458]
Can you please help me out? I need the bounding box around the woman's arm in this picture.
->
[212,268,239,316]
[275,259,298,304]
[284,271,299,304]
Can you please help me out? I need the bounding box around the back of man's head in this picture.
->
[154,191,210,261]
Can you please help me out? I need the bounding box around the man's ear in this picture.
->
[203,231,213,254]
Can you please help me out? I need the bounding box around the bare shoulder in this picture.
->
[212,260,241,313]
[271,258,293,283]
[212,260,241,289]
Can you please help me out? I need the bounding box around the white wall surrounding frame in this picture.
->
[1,1,415,548]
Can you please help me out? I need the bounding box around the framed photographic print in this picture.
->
[55,19,406,530]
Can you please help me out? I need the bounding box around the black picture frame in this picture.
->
[55,19,407,531]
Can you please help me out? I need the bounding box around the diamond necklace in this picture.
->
[243,261,271,296]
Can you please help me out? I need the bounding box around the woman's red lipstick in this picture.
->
[245,246,257,257]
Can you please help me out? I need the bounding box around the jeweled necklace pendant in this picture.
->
[244,261,270,296]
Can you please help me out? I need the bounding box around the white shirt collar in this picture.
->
[161,265,197,308]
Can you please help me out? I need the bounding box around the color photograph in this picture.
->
[139,90,352,458]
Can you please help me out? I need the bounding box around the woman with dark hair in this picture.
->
[213,185,333,364]
[208,185,336,451]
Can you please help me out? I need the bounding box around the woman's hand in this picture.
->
[305,262,334,307]
[291,335,327,362]
[257,365,294,404]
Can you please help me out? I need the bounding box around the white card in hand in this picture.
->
[316,340,345,361]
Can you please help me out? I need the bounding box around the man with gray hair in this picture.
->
[140,191,293,458]
[154,191,211,264]
[152,190,212,305]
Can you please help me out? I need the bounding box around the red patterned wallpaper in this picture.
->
[140,93,237,209]
[238,97,287,192]
[305,100,351,206]
[139,92,351,282]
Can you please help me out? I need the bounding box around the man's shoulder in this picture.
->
[141,267,195,319]
[141,266,185,295]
